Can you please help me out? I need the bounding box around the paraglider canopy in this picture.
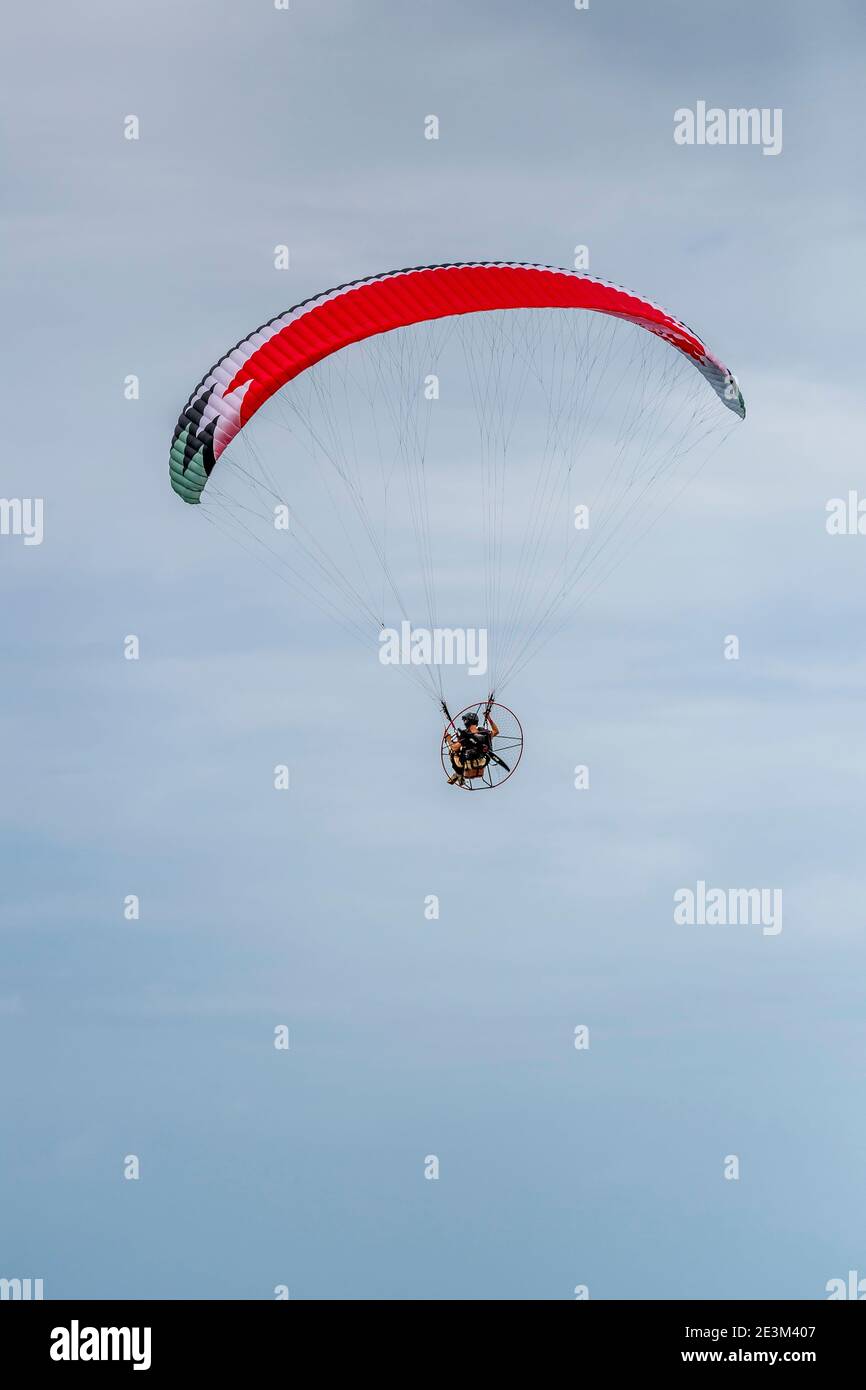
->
[169,260,745,729]
[171,262,744,505]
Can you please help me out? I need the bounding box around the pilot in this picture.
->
[446,709,500,786]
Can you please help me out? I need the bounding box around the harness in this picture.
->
[454,728,491,770]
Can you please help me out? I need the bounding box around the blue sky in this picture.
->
[2,0,865,1299]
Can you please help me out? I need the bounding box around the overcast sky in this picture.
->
[3,0,865,1300]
